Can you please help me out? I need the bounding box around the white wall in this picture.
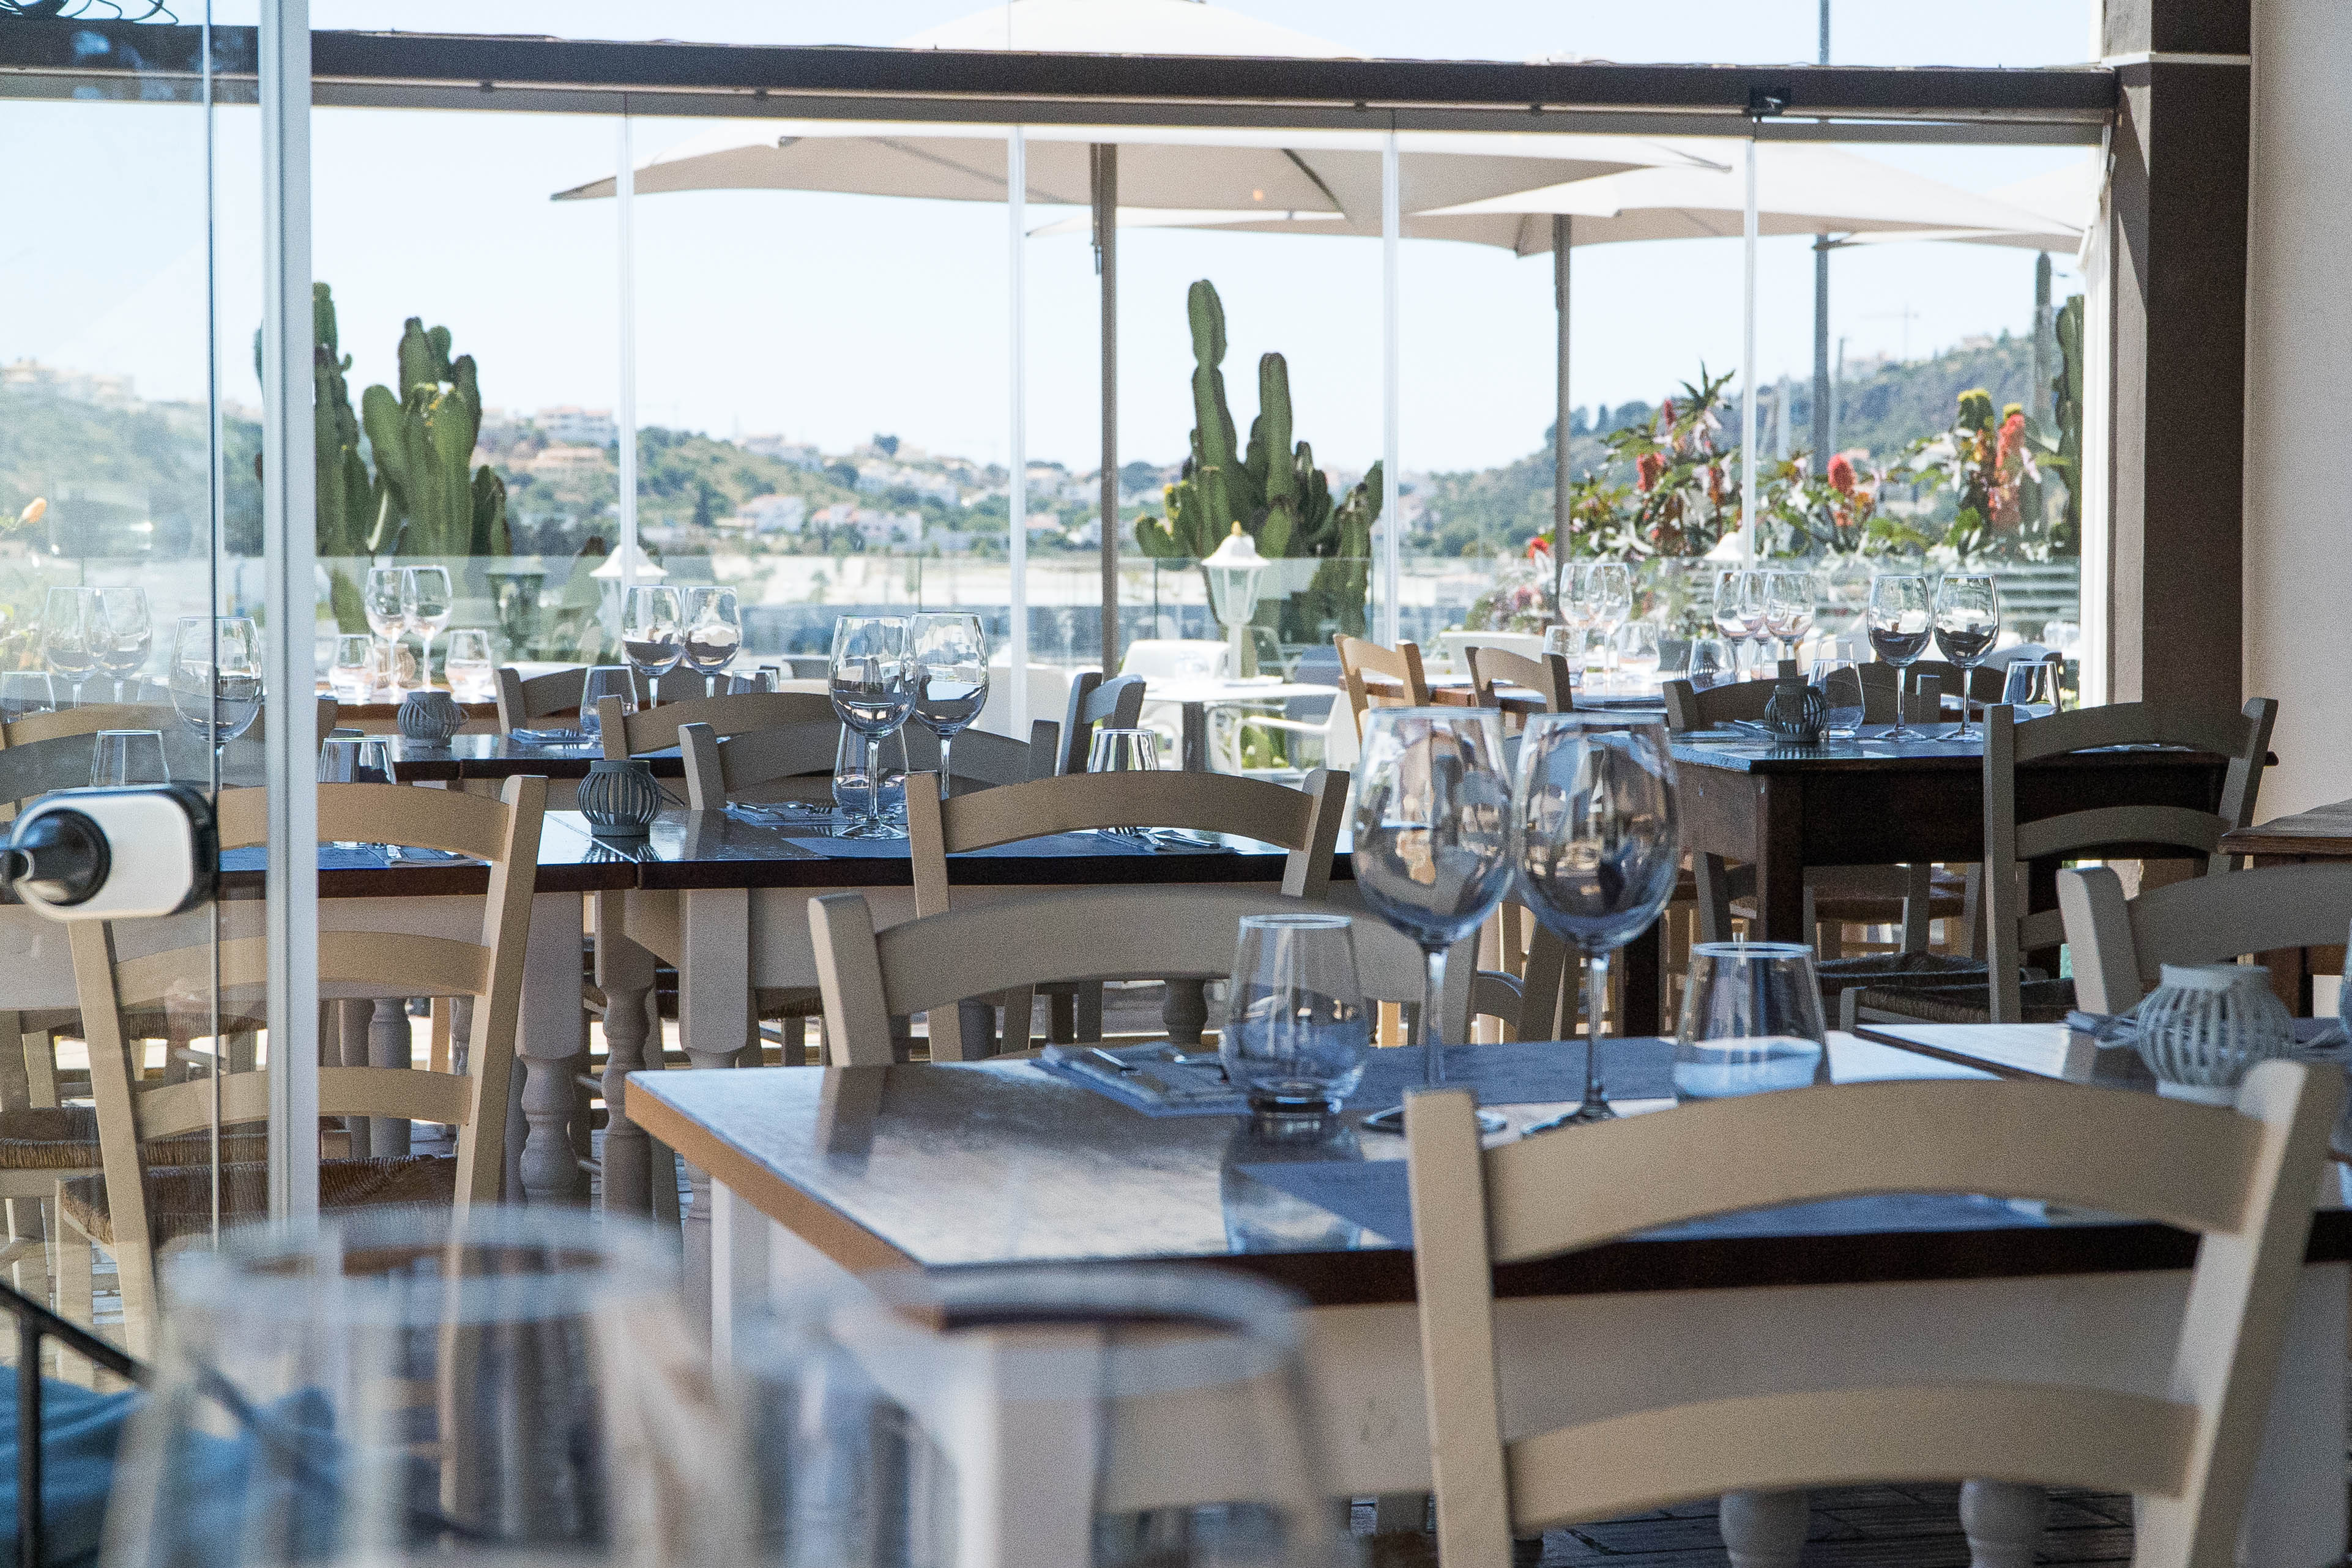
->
[2246,0,2352,815]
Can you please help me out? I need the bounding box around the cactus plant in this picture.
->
[359,318,510,560]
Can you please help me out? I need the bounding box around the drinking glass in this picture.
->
[739,1266,1339,1568]
[354,735,398,785]
[1586,562,1634,673]
[1684,636,1732,689]
[41,586,100,706]
[443,628,495,702]
[1350,708,1513,1134]
[1712,568,1766,678]
[909,612,989,800]
[830,723,908,823]
[1540,622,1584,683]
[0,671,55,721]
[1613,620,1662,685]
[682,585,743,694]
[94,585,153,699]
[828,615,915,839]
[622,585,687,698]
[1811,641,1867,740]
[1672,942,1828,1102]
[578,663,636,741]
[2001,655,2063,719]
[167,615,262,745]
[1865,573,1934,740]
[1219,912,1371,1112]
[1932,572,2002,738]
[91,729,168,786]
[750,663,783,693]
[1087,726,1160,774]
[1763,569,1820,664]
[104,1207,740,1568]
[1511,714,1683,1129]
[317,735,362,784]
[362,565,404,683]
[399,565,453,688]
[327,633,378,701]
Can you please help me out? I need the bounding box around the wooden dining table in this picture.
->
[627,1030,2352,1567]
[2220,796,2352,1013]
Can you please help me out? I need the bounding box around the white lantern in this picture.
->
[1200,522,1267,678]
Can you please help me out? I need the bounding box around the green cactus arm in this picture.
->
[313,281,340,363]
[360,383,411,511]
[395,319,440,401]
[472,465,510,556]
[1256,354,1297,510]
[447,355,485,458]
[1133,512,1179,557]
[1186,281,1239,523]
[364,475,396,555]
[1259,502,1295,560]
[1186,280,1227,369]
[423,389,477,557]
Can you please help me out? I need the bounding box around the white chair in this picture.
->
[1403,1065,2343,1567]
[2061,859,2352,1014]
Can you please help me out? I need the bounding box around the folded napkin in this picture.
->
[508,728,590,746]
[1036,1044,1242,1113]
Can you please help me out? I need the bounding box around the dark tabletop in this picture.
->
[379,733,677,782]
[625,1038,2352,1307]
[1668,724,2231,775]
[2220,796,2352,860]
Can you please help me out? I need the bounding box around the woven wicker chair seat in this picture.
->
[0,1108,270,1172]
[1847,977,2077,1028]
[61,1154,456,1247]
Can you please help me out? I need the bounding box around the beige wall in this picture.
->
[2245,0,2352,816]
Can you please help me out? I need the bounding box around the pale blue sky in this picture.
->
[11,1,2096,474]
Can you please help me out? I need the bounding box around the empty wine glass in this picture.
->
[682,585,743,694]
[1683,636,1732,689]
[1613,620,1662,685]
[1932,572,2001,739]
[1866,574,1934,740]
[1763,569,1820,665]
[1673,942,1828,1102]
[327,633,378,701]
[1512,713,1683,1130]
[578,663,636,742]
[1713,568,1766,680]
[41,586,100,706]
[1811,640,1866,740]
[1586,562,1634,675]
[1219,912,1371,1112]
[94,585,152,699]
[622,585,685,701]
[362,565,404,691]
[443,628,495,702]
[1350,708,1514,1134]
[400,565,453,688]
[909,611,989,800]
[167,615,262,745]
[91,729,168,786]
[828,615,915,839]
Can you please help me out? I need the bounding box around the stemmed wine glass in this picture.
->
[362,565,405,696]
[1349,708,1514,1135]
[909,611,989,800]
[41,587,100,707]
[94,586,152,700]
[1585,562,1634,680]
[400,565,453,690]
[622,585,685,705]
[1865,573,1935,740]
[167,614,263,745]
[1556,562,1595,677]
[1932,572,2001,739]
[828,615,917,839]
[681,585,742,695]
[1763,570,1820,666]
[1712,568,1766,679]
[1511,713,1683,1131]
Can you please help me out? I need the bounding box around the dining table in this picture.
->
[626,1029,2352,1567]
[2219,795,2352,1013]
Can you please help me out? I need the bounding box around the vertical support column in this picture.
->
[1550,215,1571,565]
[1379,127,1401,648]
[259,0,319,1225]
[616,110,639,636]
[1007,127,1030,733]
[595,891,658,1217]
[2102,0,2251,708]
[1738,136,1758,564]
[1093,143,1120,678]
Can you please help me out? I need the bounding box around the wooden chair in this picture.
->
[1401,1063,2342,1567]
[597,689,835,760]
[2062,860,2352,1014]
[494,664,582,734]
[808,882,1478,1069]
[1335,635,1429,740]
[1465,646,1572,716]
[1840,698,2278,1028]
[904,768,1351,1059]
[56,778,544,1357]
[1055,672,1146,777]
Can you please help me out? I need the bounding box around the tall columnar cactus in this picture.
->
[360,318,510,559]
[311,285,375,630]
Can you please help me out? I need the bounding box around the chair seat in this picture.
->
[1732,868,1967,927]
[1847,978,2078,1027]
[1814,952,2000,1014]
[0,1109,269,1172]
[60,1154,455,1247]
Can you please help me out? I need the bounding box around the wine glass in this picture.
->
[1712,568,1766,680]
[622,585,685,702]
[1763,570,1820,666]
[1557,563,1595,678]
[1219,912,1371,1112]
[166,614,262,745]
[682,585,743,694]
[1511,713,1683,1131]
[1585,562,1634,678]
[41,586,100,706]
[443,628,495,702]
[909,611,989,800]
[1672,942,1828,1102]
[1613,620,1662,686]
[828,615,915,839]
[1683,636,1732,689]
[1932,572,2001,739]
[327,633,378,702]
[1865,573,1935,740]
[400,565,453,689]
[94,585,152,700]
[362,565,404,693]
[1349,708,1514,1135]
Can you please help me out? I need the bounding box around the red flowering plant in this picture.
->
[1462,534,1560,633]
[1589,365,1743,558]
[1890,387,2055,564]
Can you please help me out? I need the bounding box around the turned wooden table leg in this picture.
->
[1959,1480,2045,1568]
[516,891,588,1205]
[1719,1490,1807,1568]
[368,998,412,1158]
[595,891,658,1218]
[1163,979,1210,1047]
[338,998,373,1159]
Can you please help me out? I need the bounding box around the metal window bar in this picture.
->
[0,1279,149,1568]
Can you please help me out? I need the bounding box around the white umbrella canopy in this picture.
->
[1838,159,2094,253]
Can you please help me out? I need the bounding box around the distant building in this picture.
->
[528,444,609,478]
[537,406,617,446]
[855,463,959,505]
[731,494,808,534]
[2,359,136,408]
[858,509,922,548]
[743,434,824,472]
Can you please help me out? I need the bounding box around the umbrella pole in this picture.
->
[1095,144,1119,678]
[1552,215,1571,571]
[1740,136,1758,566]
[1008,127,1029,734]
[1380,129,1401,648]
[617,111,639,639]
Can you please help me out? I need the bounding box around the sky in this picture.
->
[9,0,2097,477]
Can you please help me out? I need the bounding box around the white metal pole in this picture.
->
[1380,128,1402,647]
[616,112,639,631]
[1740,136,1759,565]
[1008,127,1030,732]
[259,0,319,1224]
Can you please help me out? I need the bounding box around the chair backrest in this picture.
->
[0,732,130,808]
[1402,1065,2342,1566]
[1056,672,1146,776]
[1982,698,2277,1020]
[1334,636,1429,738]
[2061,860,2352,1013]
[904,721,1060,787]
[809,883,1468,1068]
[494,665,582,732]
[69,776,546,1348]
[597,689,835,759]
[1878,656,2004,703]
[680,717,1062,809]
[0,703,180,748]
[1666,671,1921,732]
[1465,646,1572,715]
